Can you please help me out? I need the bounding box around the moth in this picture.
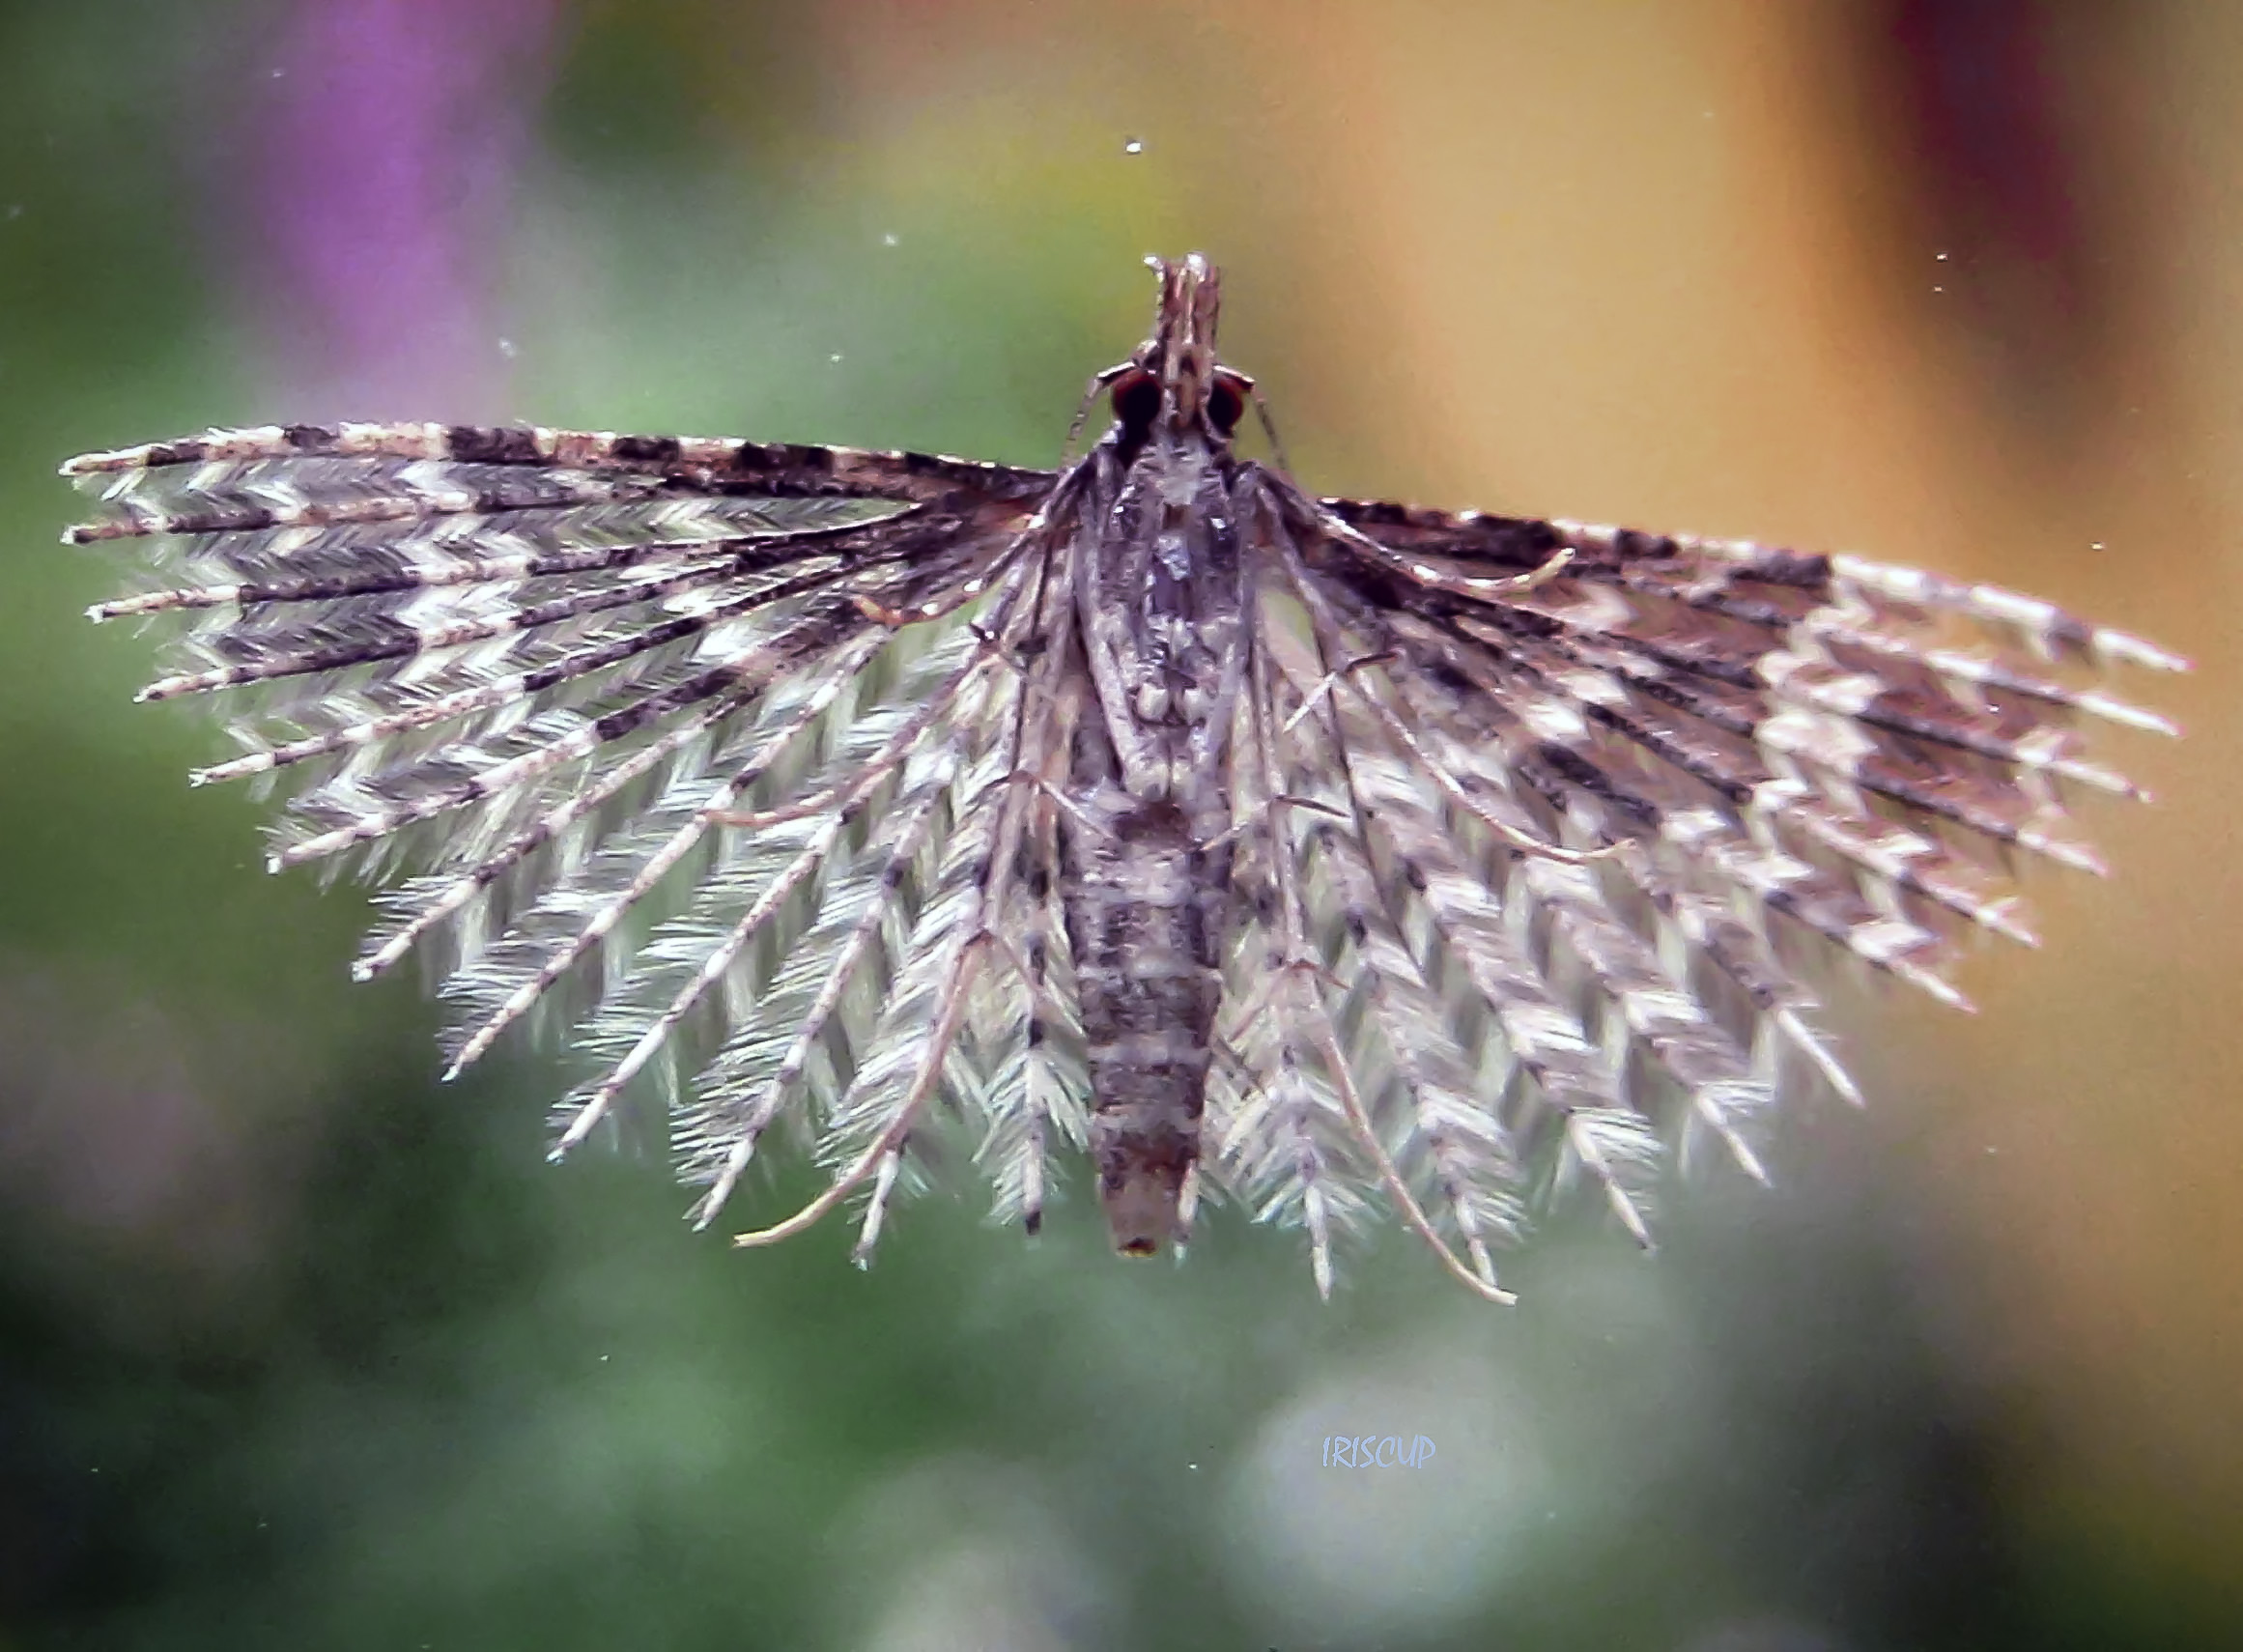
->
[66,253,2184,1301]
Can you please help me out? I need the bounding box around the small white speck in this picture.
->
[2089,541,2106,552]
[881,232,899,247]
[1122,136,1145,155]
[1187,1461,1199,1470]
[496,337,517,358]
[270,68,286,78]
[1935,250,1950,261]
[1932,285,1945,294]
[828,353,843,363]
[599,1353,610,1361]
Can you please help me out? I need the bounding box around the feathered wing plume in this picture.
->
[65,257,2186,1300]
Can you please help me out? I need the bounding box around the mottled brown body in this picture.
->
[1060,259,1251,1252]
[1059,783,1233,1253]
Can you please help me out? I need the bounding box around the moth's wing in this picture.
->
[1237,472,2181,1268]
[64,420,1054,534]
[1218,555,1645,1301]
[1212,595,1532,1298]
[68,423,1059,1217]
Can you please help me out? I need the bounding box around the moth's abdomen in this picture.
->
[1060,796,1229,1255]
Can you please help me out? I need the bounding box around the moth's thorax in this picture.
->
[1077,430,1248,805]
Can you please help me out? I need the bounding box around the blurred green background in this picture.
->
[3,2,2239,1647]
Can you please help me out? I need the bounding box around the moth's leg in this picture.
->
[1288,481,1577,603]
[1282,611,1519,1293]
[995,551,1092,1240]
[1010,829,1065,1238]
[732,932,997,1253]
[1221,368,1295,476]
[845,572,1003,630]
[1263,515,1616,869]
[1236,553,1514,1304]
[730,710,1030,1256]
[1171,1162,1203,1249]
[992,513,1077,813]
[814,690,1055,1265]
[1198,792,1349,855]
[942,536,1090,1247]
[1182,1034,1281,1248]
[1280,650,1399,736]
[1213,953,1345,1049]
[967,715,1079,1243]
[1236,601,1344,1296]
[728,547,1064,1256]
[1345,517,1576,600]
[1062,361,1135,460]
[1314,999,1518,1306]
[687,713,988,1228]
[1250,526,1520,1304]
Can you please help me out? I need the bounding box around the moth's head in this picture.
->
[1108,252,1252,447]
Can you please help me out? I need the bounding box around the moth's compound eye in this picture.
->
[1111,368,1161,431]
[1207,373,1247,436]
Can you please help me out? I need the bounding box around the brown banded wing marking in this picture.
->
[65,433,1040,1203]
[65,420,1059,515]
[1297,549,1974,1011]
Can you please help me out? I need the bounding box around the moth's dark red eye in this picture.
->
[1207,375,1246,436]
[1111,369,1161,430]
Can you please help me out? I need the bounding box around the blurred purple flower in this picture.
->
[249,0,563,415]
